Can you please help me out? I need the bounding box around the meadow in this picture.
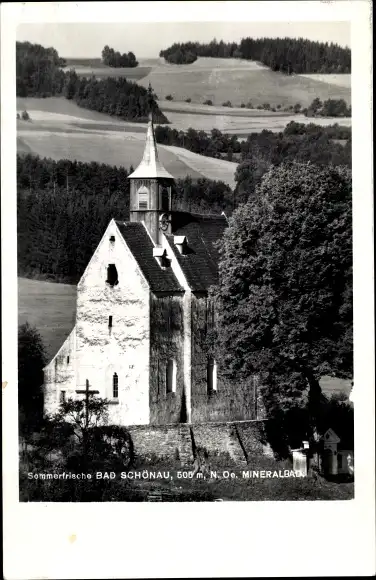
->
[18,277,352,398]
[298,73,351,88]
[18,277,76,360]
[16,94,350,187]
[137,57,351,108]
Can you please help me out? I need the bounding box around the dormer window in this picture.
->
[174,235,188,255]
[153,247,171,269]
[106,264,119,286]
[138,185,149,210]
[109,235,115,243]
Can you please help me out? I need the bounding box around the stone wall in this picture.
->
[149,294,186,425]
[127,420,270,466]
[128,423,193,465]
[44,327,76,413]
[190,295,258,423]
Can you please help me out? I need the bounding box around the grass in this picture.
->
[17,96,351,143]
[18,277,76,361]
[137,57,351,108]
[63,57,152,79]
[298,73,351,88]
[161,110,351,134]
[162,144,237,189]
[69,65,152,80]
[17,128,206,181]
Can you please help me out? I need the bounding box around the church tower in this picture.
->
[128,93,174,245]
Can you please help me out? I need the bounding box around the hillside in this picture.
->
[136,57,351,107]
[160,37,351,74]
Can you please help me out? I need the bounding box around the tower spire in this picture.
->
[128,83,174,180]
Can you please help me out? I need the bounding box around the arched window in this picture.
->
[138,185,149,210]
[113,373,119,398]
[207,358,217,394]
[166,359,176,394]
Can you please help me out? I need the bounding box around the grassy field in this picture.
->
[17,127,207,182]
[18,277,76,361]
[137,57,351,108]
[298,73,351,88]
[18,277,352,398]
[68,64,152,80]
[161,110,351,134]
[17,96,351,144]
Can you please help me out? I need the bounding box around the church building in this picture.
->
[43,112,260,425]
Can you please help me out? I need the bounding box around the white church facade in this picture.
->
[43,112,260,426]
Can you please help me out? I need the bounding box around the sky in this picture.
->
[17,21,351,58]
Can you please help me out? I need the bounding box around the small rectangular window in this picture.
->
[67,356,70,364]
[166,360,176,394]
[108,316,113,328]
[106,264,118,286]
[109,235,115,242]
[113,373,119,398]
[207,358,217,394]
[60,390,66,404]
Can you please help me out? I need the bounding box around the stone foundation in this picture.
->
[127,420,270,466]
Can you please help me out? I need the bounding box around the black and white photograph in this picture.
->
[2,1,374,578]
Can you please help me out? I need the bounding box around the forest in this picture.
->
[155,122,351,166]
[101,45,138,68]
[64,71,168,123]
[16,41,67,97]
[160,37,351,73]
[17,154,233,283]
[16,41,165,123]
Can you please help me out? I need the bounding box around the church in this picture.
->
[43,112,260,425]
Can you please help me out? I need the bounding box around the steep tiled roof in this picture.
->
[167,212,228,292]
[115,221,183,293]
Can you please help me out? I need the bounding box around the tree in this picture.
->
[212,162,352,441]
[51,396,109,445]
[18,322,47,432]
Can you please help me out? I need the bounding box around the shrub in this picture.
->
[21,110,30,121]
[203,99,213,106]
[222,100,232,107]
[165,94,173,101]
[185,98,191,103]
[240,103,246,108]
